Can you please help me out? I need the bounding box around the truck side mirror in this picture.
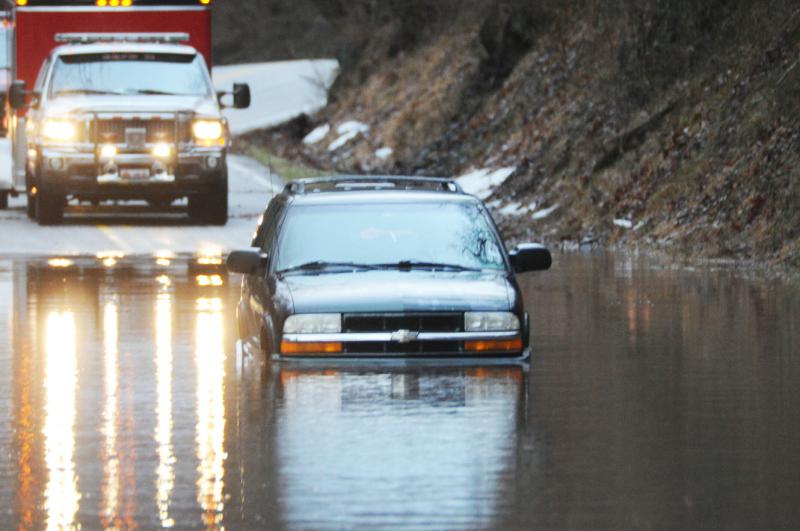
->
[9,81,27,110]
[509,243,552,273]
[232,83,251,109]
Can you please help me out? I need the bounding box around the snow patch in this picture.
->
[327,120,371,151]
[613,218,634,229]
[328,131,360,151]
[532,204,559,220]
[456,167,515,199]
[337,121,370,135]
[303,124,330,145]
[375,147,393,160]
[498,202,526,216]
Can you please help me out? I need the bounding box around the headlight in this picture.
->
[193,120,224,141]
[464,312,520,332]
[284,314,341,334]
[42,119,77,142]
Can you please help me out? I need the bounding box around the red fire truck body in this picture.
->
[13,2,212,91]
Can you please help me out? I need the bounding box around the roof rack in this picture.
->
[284,176,465,195]
[55,32,190,45]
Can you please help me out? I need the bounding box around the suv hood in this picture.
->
[43,95,219,117]
[283,270,513,313]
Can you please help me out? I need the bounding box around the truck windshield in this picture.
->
[275,202,507,273]
[48,52,211,98]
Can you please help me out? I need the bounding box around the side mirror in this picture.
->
[227,249,268,276]
[509,243,552,273]
[232,83,251,109]
[9,81,27,110]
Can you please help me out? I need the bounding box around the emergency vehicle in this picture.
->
[0,0,249,225]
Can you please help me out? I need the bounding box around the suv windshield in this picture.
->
[276,202,506,272]
[49,52,211,98]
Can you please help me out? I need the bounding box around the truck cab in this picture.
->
[13,33,249,225]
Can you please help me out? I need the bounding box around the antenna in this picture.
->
[268,154,276,200]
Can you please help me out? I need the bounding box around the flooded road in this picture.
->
[0,252,797,529]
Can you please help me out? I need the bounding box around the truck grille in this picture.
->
[342,313,463,333]
[92,118,191,145]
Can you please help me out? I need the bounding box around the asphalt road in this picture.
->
[0,154,280,255]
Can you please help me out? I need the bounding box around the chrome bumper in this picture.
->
[281,330,525,358]
[282,331,521,343]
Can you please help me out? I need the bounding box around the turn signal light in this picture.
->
[280,341,343,356]
[464,338,523,352]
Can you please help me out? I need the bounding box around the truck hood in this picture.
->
[283,270,514,314]
[42,95,219,117]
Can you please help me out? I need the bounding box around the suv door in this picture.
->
[241,197,286,345]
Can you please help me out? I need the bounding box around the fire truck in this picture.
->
[0,0,250,225]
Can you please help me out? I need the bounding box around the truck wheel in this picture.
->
[0,192,7,210]
[36,190,65,226]
[189,174,228,225]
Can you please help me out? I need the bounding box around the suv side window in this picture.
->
[252,198,285,250]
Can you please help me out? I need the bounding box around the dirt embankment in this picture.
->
[237,1,800,268]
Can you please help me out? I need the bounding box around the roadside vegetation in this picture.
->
[235,132,330,180]
[222,0,800,268]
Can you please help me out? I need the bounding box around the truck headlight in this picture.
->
[193,120,224,141]
[284,314,341,334]
[42,119,77,142]
[464,312,520,332]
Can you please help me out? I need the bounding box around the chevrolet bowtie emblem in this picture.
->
[390,329,419,343]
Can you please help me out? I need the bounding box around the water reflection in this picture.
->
[155,292,175,528]
[101,300,120,528]
[271,366,525,529]
[43,311,80,528]
[195,297,226,527]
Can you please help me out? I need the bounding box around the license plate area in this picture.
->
[125,127,147,149]
[120,168,151,181]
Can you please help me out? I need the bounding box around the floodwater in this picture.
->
[0,252,797,529]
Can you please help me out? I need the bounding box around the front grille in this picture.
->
[342,313,463,333]
[344,341,463,355]
[92,118,191,144]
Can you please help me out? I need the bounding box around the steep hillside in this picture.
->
[237,1,800,267]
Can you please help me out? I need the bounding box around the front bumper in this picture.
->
[279,331,527,359]
[32,144,225,198]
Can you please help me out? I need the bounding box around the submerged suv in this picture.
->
[227,176,552,362]
[12,33,250,225]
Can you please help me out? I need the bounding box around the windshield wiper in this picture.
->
[374,260,482,272]
[277,261,381,275]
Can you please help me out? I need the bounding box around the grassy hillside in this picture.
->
[229,0,800,267]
